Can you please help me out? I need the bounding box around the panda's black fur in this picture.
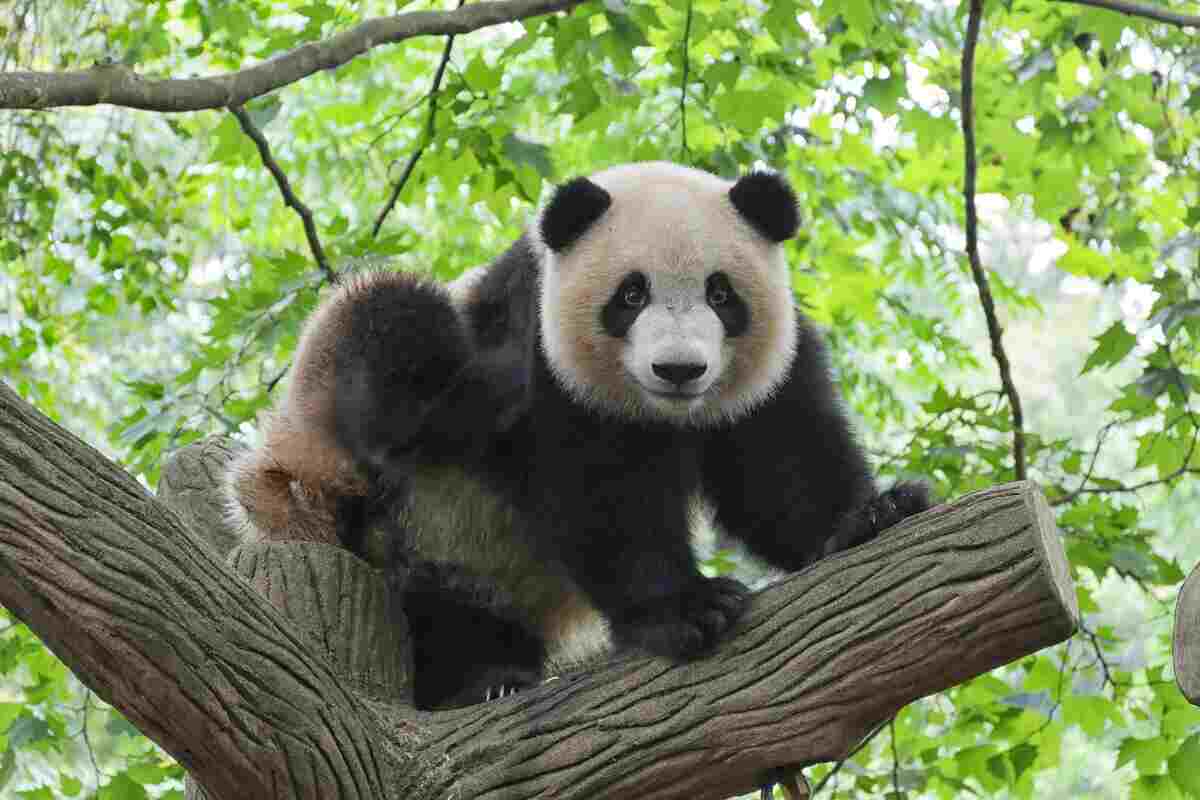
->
[226,162,932,711]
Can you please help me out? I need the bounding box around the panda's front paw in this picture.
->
[615,576,750,659]
[867,481,933,535]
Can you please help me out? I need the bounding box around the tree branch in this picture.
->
[231,105,338,284]
[372,0,466,239]
[0,0,584,112]
[678,0,693,160]
[1176,562,1200,705]
[0,383,1078,799]
[961,0,1028,481]
[0,383,392,799]
[1052,0,1200,28]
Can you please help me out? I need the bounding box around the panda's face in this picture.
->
[538,162,799,427]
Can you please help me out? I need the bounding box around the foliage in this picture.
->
[1,0,1198,797]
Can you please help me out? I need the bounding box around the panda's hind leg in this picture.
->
[330,273,473,478]
[403,563,546,710]
[331,271,532,478]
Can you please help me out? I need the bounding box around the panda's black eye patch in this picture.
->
[706,273,732,306]
[707,272,748,337]
[602,272,649,338]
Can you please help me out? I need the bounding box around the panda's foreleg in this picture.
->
[532,477,749,660]
[403,563,546,710]
[702,327,932,570]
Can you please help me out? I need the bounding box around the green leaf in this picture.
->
[1062,695,1122,736]
[840,0,876,36]
[1169,735,1200,796]
[714,89,790,133]
[1055,47,1087,100]
[99,773,149,800]
[862,76,904,114]
[1057,240,1111,278]
[1080,322,1137,374]
[465,54,502,94]
[1009,743,1037,779]
[1131,775,1183,800]
[501,134,554,179]
[245,95,281,130]
[7,714,52,749]
[208,115,256,165]
[1118,735,1173,774]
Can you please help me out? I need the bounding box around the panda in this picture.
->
[226,161,931,711]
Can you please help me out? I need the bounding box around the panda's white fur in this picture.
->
[538,162,797,427]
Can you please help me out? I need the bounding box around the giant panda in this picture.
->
[226,161,932,710]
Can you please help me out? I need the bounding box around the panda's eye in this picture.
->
[619,274,648,309]
[707,273,732,306]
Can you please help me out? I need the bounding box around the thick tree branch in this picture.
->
[1177,563,1200,705]
[231,105,338,284]
[961,0,1028,481]
[372,0,466,239]
[0,383,1078,799]
[1052,0,1200,28]
[0,383,393,799]
[0,0,584,112]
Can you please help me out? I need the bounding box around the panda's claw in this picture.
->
[483,684,520,702]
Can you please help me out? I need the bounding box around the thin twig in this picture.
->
[372,0,465,238]
[0,0,585,111]
[264,364,290,394]
[82,691,102,784]
[367,90,433,147]
[961,0,1027,481]
[1052,0,1200,27]
[230,105,338,284]
[1082,625,1116,690]
[1053,418,1123,506]
[679,0,693,159]
[890,717,901,798]
[811,718,891,795]
[1053,411,1199,503]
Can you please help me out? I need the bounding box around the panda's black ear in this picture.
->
[539,177,612,253]
[729,171,799,242]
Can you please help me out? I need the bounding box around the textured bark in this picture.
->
[156,436,245,558]
[228,543,409,702]
[0,383,1079,799]
[0,0,583,112]
[0,384,395,799]
[1176,563,1200,705]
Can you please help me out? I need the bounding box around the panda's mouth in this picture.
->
[638,383,707,402]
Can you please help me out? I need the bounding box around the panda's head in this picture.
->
[537,162,800,427]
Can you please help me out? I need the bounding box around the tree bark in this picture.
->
[1176,563,1200,705]
[0,382,1078,799]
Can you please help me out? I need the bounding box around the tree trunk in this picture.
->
[1176,563,1200,705]
[0,382,1078,799]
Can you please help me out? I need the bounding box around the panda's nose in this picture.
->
[652,362,707,386]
